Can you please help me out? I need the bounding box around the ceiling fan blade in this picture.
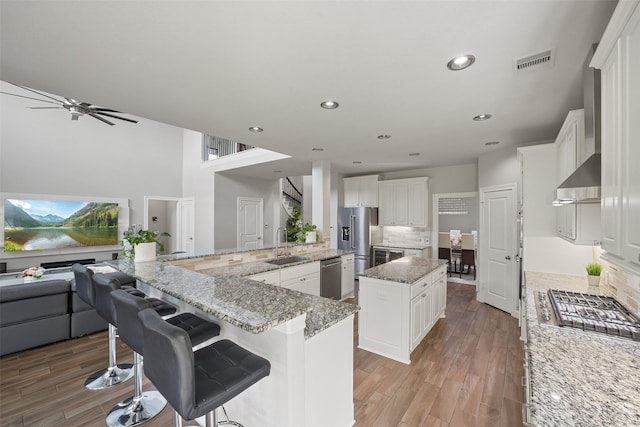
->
[92,107,120,113]
[0,91,61,106]
[10,83,64,104]
[95,111,138,124]
[88,113,115,126]
[29,106,64,109]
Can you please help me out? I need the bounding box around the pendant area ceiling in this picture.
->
[0,0,617,177]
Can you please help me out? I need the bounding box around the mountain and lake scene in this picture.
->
[4,199,119,251]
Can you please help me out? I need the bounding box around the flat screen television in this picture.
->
[4,198,119,252]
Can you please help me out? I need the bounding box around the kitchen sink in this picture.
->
[265,256,310,266]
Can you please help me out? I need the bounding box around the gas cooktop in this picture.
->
[536,289,640,341]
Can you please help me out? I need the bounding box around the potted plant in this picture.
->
[122,225,170,262]
[300,222,318,243]
[586,262,603,287]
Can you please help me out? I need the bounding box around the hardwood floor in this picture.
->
[352,282,525,427]
[0,282,524,426]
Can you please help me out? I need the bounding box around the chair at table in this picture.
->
[449,230,462,277]
[437,232,452,276]
[460,234,476,279]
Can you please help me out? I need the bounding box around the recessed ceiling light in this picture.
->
[485,141,500,146]
[377,134,392,140]
[273,170,282,173]
[312,148,324,152]
[447,54,476,71]
[320,100,339,109]
[352,161,362,164]
[473,114,492,121]
[249,126,263,133]
[408,152,420,156]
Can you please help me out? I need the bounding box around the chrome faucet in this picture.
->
[275,227,288,258]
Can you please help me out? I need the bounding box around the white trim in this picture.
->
[431,191,479,256]
[201,147,290,172]
[591,0,640,68]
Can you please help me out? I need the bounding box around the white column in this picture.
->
[311,160,331,240]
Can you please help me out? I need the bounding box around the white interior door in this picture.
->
[479,185,517,315]
[182,198,195,253]
[238,197,263,250]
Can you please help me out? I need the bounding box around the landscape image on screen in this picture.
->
[4,199,119,252]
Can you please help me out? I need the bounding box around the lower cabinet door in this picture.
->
[410,295,425,350]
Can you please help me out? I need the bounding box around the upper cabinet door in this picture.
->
[621,7,640,265]
[601,39,623,257]
[359,178,379,207]
[343,179,360,207]
[343,175,379,207]
[407,179,427,227]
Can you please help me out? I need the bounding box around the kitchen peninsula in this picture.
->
[107,249,358,427]
[358,256,447,364]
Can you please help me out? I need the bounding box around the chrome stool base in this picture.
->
[106,390,167,427]
[84,364,134,390]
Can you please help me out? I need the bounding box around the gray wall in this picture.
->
[1,81,184,270]
[439,196,479,233]
[214,173,279,250]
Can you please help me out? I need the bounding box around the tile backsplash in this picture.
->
[381,226,430,246]
[595,247,640,318]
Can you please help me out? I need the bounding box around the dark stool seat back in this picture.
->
[73,263,96,306]
[93,274,127,326]
[139,308,271,421]
[111,289,154,355]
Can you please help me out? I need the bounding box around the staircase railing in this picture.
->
[202,134,254,160]
[282,177,302,215]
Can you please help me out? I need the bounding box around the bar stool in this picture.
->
[72,263,143,390]
[139,308,271,427]
[105,288,221,427]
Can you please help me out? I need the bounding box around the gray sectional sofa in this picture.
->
[0,277,108,357]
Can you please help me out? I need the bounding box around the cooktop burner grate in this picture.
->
[547,289,640,341]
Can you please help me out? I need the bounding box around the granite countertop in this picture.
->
[200,249,352,278]
[373,242,431,250]
[107,249,359,339]
[524,271,640,426]
[360,256,446,284]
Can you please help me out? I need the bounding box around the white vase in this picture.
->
[305,231,316,243]
[587,274,600,288]
[134,242,157,262]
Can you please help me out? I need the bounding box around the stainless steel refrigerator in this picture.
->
[338,207,379,277]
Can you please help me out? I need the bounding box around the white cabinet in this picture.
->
[280,261,320,296]
[343,175,379,207]
[358,264,447,364]
[593,1,640,270]
[247,261,321,296]
[378,177,428,226]
[247,270,280,286]
[410,276,433,350]
[554,109,600,245]
[341,254,355,298]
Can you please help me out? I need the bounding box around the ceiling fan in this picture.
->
[0,82,138,126]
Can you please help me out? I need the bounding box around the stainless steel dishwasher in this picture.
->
[320,257,342,300]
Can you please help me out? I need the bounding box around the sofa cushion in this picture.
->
[0,293,69,327]
[0,280,69,303]
[0,314,70,356]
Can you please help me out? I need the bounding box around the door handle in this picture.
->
[505,256,511,260]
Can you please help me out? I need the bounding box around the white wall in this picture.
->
[214,173,279,250]
[478,146,520,189]
[1,82,184,269]
[519,144,595,276]
[182,129,215,253]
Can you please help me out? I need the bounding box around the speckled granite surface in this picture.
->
[107,249,358,339]
[360,256,446,284]
[202,249,351,278]
[374,242,431,250]
[524,271,640,427]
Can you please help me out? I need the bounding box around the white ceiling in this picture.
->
[0,0,617,178]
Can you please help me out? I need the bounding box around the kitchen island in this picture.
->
[523,272,640,426]
[107,252,358,427]
[358,256,447,364]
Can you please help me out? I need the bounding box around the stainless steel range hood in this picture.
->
[554,44,601,204]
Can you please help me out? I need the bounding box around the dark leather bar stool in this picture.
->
[105,288,221,427]
[139,308,271,427]
[72,263,142,390]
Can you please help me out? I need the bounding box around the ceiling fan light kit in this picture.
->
[0,82,138,126]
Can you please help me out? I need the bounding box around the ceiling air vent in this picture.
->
[513,48,556,73]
